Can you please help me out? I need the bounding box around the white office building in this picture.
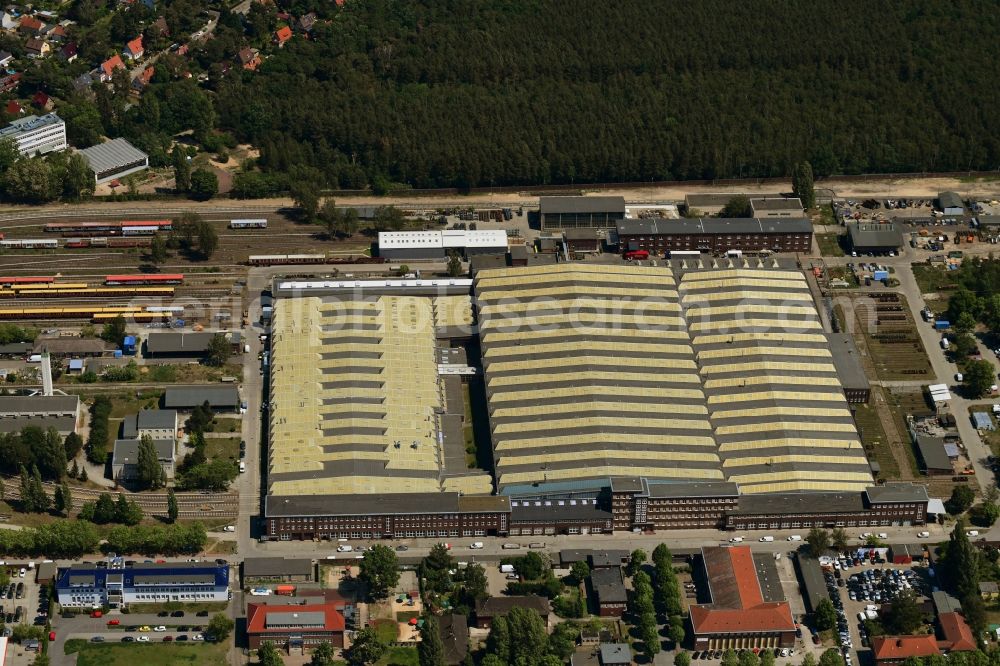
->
[56,562,230,609]
[0,113,67,155]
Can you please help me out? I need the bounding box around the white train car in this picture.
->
[230,219,268,229]
[1,238,59,249]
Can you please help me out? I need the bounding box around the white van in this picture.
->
[858,612,867,622]
[759,536,774,542]
[336,545,353,552]
[239,461,246,473]
[917,531,930,538]
[729,537,744,543]
[500,564,515,573]
[967,530,980,537]
[787,535,802,542]
[470,542,484,549]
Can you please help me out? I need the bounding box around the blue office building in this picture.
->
[56,561,229,609]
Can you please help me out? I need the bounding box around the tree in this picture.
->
[738,651,760,666]
[172,146,191,192]
[760,649,775,666]
[2,158,60,203]
[462,563,489,603]
[569,560,591,585]
[100,315,127,347]
[0,138,18,172]
[93,493,117,523]
[955,312,977,335]
[196,218,219,258]
[207,613,234,640]
[946,485,976,515]
[486,615,511,663]
[970,501,1000,527]
[421,543,455,594]
[63,432,83,460]
[189,168,218,201]
[503,607,549,666]
[668,623,685,648]
[720,195,752,218]
[721,649,739,666]
[374,206,405,231]
[831,527,850,551]
[818,649,843,666]
[257,641,283,666]
[149,233,168,265]
[53,484,64,514]
[806,527,831,556]
[63,152,95,199]
[802,654,817,666]
[205,333,231,367]
[310,642,336,666]
[292,183,320,221]
[359,544,400,599]
[346,626,385,666]
[59,482,72,515]
[627,548,647,576]
[114,493,143,525]
[793,161,816,209]
[167,489,179,523]
[135,435,167,490]
[418,616,445,666]
[963,360,995,398]
[641,619,661,657]
[446,253,463,277]
[944,520,980,601]
[815,597,838,631]
[676,653,692,666]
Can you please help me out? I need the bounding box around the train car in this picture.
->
[120,220,171,236]
[105,274,184,285]
[92,311,169,322]
[0,239,59,249]
[0,276,54,286]
[12,283,90,291]
[230,219,268,229]
[107,237,151,248]
[63,238,89,248]
[44,221,121,235]
[145,306,185,313]
[248,254,326,266]
[7,287,175,298]
[0,306,144,320]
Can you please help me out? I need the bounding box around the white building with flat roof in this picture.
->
[378,229,508,260]
[0,113,67,155]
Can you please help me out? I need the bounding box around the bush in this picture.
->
[85,396,112,464]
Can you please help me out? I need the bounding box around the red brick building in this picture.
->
[690,546,795,650]
[871,635,941,664]
[246,603,345,651]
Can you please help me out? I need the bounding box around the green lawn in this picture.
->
[373,618,398,643]
[377,647,419,666]
[208,418,242,433]
[121,601,229,615]
[816,233,846,257]
[65,639,228,666]
[912,263,957,294]
[203,437,240,460]
[852,401,899,479]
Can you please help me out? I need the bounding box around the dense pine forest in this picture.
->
[214,0,999,189]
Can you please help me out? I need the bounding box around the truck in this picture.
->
[935,320,951,330]
[623,250,650,261]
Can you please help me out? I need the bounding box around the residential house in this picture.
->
[31,91,53,111]
[473,596,550,630]
[980,581,999,602]
[123,36,143,60]
[438,614,469,665]
[100,54,125,82]
[44,24,66,42]
[120,409,177,441]
[0,51,13,67]
[58,42,77,62]
[0,72,21,94]
[871,636,940,665]
[237,47,261,71]
[151,16,169,36]
[274,25,291,46]
[5,100,21,115]
[131,66,154,93]
[295,12,316,32]
[937,612,976,653]
[17,15,44,37]
[24,38,49,58]
[590,567,627,617]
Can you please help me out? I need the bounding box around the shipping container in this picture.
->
[935,320,950,330]
[274,585,295,596]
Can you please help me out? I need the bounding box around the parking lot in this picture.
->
[820,550,931,666]
[0,563,51,665]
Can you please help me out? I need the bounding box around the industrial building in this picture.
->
[0,394,80,435]
[145,331,242,358]
[847,222,903,254]
[242,557,315,584]
[690,546,795,650]
[0,113,67,155]
[120,409,177,440]
[261,264,929,540]
[538,196,626,230]
[246,603,346,651]
[56,561,229,609]
[616,218,813,255]
[377,230,508,260]
[77,138,149,185]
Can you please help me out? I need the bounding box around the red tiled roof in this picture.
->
[275,26,292,43]
[871,635,941,661]
[19,16,43,31]
[50,25,66,37]
[102,54,125,77]
[60,43,77,58]
[5,100,21,114]
[938,612,976,652]
[31,91,49,106]
[126,36,143,55]
[690,546,795,636]
[246,603,345,635]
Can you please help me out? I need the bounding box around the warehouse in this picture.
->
[145,331,242,358]
[847,222,903,254]
[0,394,80,434]
[377,230,508,260]
[77,137,149,185]
[616,218,813,255]
[937,192,965,216]
[538,196,626,230]
[691,546,796,650]
[162,386,240,411]
[828,333,871,403]
[914,435,953,476]
[475,263,725,492]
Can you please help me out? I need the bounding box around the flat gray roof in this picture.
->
[915,435,951,470]
[539,196,626,215]
[266,611,326,628]
[0,395,78,415]
[827,333,870,390]
[865,483,929,503]
[122,409,176,437]
[0,415,75,433]
[146,332,217,354]
[617,217,812,236]
[848,222,903,248]
[112,438,174,464]
[590,567,627,604]
[163,387,240,409]
[751,197,804,211]
[795,555,828,614]
[737,491,865,515]
[78,138,148,175]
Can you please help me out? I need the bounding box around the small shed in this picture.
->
[973,412,994,431]
[66,359,84,374]
[938,192,965,216]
